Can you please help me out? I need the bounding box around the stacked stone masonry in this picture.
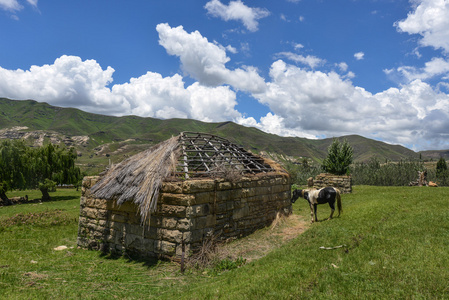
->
[313,173,352,194]
[77,174,292,258]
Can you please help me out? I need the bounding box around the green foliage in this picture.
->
[322,138,353,175]
[0,140,83,200]
[350,158,449,186]
[436,157,448,172]
[351,158,421,186]
[436,157,448,184]
[30,143,81,188]
[0,140,29,193]
[285,161,323,186]
[208,257,247,276]
[39,179,57,194]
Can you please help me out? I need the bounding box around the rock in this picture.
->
[53,245,68,251]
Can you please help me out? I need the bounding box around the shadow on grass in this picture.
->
[98,251,161,269]
[46,195,80,202]
[2,194,80,207]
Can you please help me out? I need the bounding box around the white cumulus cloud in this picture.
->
[2,20,449,151]
[354,52,365,60]
[0,55,247,123]
[388,1,449,93]
[26,0,37,7]
[0,0,22,11]
[204,0,270,32]
[156,23,266,93]
[0,55,129,115]
[248,60,449,150]
[0,0,37,18]
[395,0,449,53]
[275,52,325,69]
[393,57,449,81]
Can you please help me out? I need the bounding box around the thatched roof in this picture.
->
[90,132,276,223]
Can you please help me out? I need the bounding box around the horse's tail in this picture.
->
[335,188,342,217]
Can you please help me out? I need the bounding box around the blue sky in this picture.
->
[1,0,449,151]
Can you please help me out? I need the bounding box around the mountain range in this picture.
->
[1,98,446,174]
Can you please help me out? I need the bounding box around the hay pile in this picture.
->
[91,136,181,223]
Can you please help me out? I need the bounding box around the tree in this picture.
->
[322,138,353,175]
[0,140,30,205]
[436,157,448,183]
[28,143,82,201]
[0,141,82,203]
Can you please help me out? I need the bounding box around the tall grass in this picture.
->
[1,186,449,299]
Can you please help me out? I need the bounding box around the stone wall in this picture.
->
[312,173,352,194]
[77,173,292,258]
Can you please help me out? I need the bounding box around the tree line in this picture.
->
[351,157,448,186]
[286,138,449,187]
[0,140,83,205]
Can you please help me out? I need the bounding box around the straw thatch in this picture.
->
[91,136,181,223]
[90,132,275,223]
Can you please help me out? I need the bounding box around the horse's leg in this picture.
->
[328,200,335,220]
[313,203,318,222]
[309,203,315,223]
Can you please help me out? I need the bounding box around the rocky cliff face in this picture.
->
[0,126,90,148]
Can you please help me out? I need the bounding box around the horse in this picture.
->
[291,187,342,223]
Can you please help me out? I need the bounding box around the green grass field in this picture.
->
[1,186,448,299]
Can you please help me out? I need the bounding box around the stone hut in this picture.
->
[77,132,292,258]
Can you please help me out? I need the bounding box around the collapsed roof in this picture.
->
[176,132,273,178]
[90,132,278,223]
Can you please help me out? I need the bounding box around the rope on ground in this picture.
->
[319,245,346,250]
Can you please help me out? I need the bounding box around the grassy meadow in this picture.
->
[0,186,448,299]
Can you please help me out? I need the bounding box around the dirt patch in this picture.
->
[277,214,309,242]
[22,272,48,287]
[188,213,309,268]
[23,272,48,280]
[229,214,309,262]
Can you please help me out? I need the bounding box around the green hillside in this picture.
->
[0,98,423,173]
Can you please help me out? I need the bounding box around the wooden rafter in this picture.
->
[176,132,273,178]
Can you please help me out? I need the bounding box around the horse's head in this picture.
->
[291,189,305,203]
[303,191,310,201]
